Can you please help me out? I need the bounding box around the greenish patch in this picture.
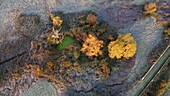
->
[57,36,74,50]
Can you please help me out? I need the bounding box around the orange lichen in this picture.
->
[81,34,103,57]
[25,64,65,89]
[164,28,170,36]
[59,60,84,74]
[108,34,114,41]
[60,61,72,68]
[47,62,56,72]
[101,64,110,78]
[144,3,157,14]
[10,73,20,78]
[155,3,170,27]
[157,21,168,27]
[97,28,106,36]
[71,27,88,41]
[108,33,137,59]
[72,62,84,72]
[65,44,81,59]
[50,14,63,27]
[86,14,99,26]
[156,80,169,96]
[80,14,99,28]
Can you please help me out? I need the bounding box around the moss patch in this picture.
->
[57,36,74,50]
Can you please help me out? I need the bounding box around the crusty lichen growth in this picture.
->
[50,14,63,27]
[86,14,99,27]
[79,13,99,28]
[156,80,169,96]
[164,28,170,36]
[81,34,103,57]
[101,63,110,78]
[47,14,64,44]
[71,27,88,42]
[144,3,157,14]
[108,33,137,59]
[47,27,64,44]
[65,43,80,59]
[157,21,169,27]
[24,64,65,89]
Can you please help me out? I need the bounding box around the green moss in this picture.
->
[57,36,74,50]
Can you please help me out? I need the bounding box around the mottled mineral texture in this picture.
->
[98,5,143,28]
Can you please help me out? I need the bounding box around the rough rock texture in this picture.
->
[165,88,170,96]
[20,80,59,96]
[117,17,164,95]
[98,5,143,28]
[0,0,170,96]
[0,0,49,43]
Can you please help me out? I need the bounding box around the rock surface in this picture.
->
[0,0,169,96]
[20,80,59,96]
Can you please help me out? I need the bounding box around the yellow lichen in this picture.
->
[108,33,137,59]
[144,3,157,14]
[47,14,64,44]
[50,14,63,27]
[164,29,170,36]
[81,34,103,57]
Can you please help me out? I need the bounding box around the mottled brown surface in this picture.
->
[0,0,170,96]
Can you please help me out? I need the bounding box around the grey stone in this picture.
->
[20,80,59,96]
[0,0,169,96]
